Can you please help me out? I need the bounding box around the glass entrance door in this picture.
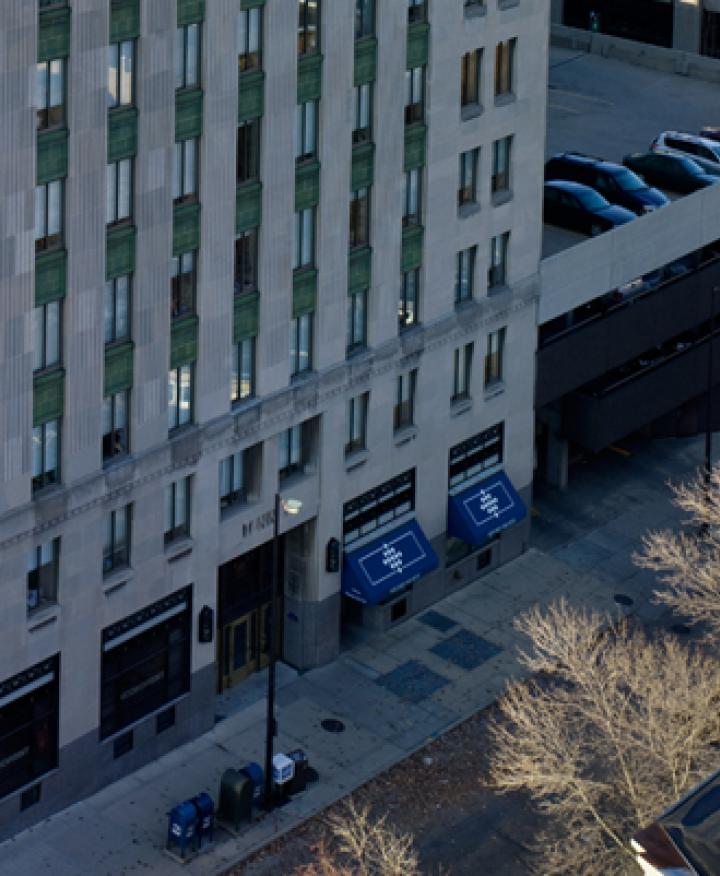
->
[219,603,271,690]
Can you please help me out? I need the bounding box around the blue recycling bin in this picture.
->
[191,792,214,847]
[167,800,198,858]
[240,761,264,806]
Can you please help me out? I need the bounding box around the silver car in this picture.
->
[650,131,720,171]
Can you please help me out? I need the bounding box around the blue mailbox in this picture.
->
[167,800,198,858]
[191,792,214,847]
[240,761,264,806]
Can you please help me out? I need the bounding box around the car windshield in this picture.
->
[677,156,703,175]
[575,188,609,210]
[708,142,720,161]
[613,168,646,192]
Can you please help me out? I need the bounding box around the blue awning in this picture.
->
[448,471,527,546]
[342,520,439,605]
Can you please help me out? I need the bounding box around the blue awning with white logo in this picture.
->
[448,471,527,546]
[342,520,439,605]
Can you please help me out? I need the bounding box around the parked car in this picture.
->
[544,152,669,215]
[650,131,720,167]
[543,180,636,236]
[622,152,719,194]
[700,126,720,143]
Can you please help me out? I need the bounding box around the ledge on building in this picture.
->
[460,103,484,122]
[491,189,513,208]
[165,537,193,563]
[458,201,481,220]
[27,604,60,633]
[345,448,370,471]
[102,567,133,596]
[450,397,473,417]
[463,2,487,20]
[393,424,418,447]
[484,381,506,401]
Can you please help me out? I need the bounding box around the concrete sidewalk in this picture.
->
[0,434,705,876]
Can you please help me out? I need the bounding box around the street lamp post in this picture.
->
[263,492,302,811]
[705,286,719,490]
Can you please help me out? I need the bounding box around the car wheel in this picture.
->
[590,223,602,237]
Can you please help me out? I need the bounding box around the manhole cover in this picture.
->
[613,593,634,607]
[671,623,691,635]
[321,718,345,733]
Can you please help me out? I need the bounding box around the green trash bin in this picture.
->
[217,768,253,831]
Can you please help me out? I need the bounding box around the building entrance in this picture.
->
[220,605,270,688]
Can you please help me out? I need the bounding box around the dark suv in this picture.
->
[544,152,669,215]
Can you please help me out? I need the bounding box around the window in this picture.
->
[32,420,59,493]
[492,136,512,195]
[349,187,370,249]
[35,180,62,253]
[234,230,258,296]
[237,6,262,72]
[343,469,415,545]
[102,391,128,461]
[394,369,417,431]
[459,148,479,207]
[452,342,473,401]
[346,393,368,455]
[407,0,426,23]
[403,169,422,227]
[104,505,131,574]
[106,158,133,225]
[279,424,303,478]
[168,364,193,431]
[455,247,476,303]
[405,66,424,125]
[176,23,200,89]
[107,40,134,108]
[464,0,485,10]
[353,83,372,145]
[295,100,317,161]
[355,0,374,39]
[104,275,130,344]
[171,251,196,318]
[164,478,191,543]
[294,207,315,270]
[290,312,313,376]
[489,232,509,289]
[399,269,419,330]
[27,540,59,613]
[173,138,198,204]
[461,50,482,109]
[485,327,506,386]
[347,288,367,354]
[298,0,320,55]
[36,59,65,130]
[219,450,246,510]
[495,38,516,99]
[237,118,260,182]
[449,423,503,488]
[32,300,61,372]
[231,336,255,403]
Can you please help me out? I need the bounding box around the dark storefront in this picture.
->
[0,656,59,800]
[100,587,191,740]
[563,0,673,48]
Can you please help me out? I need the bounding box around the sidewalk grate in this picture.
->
[375,659,449,703]
[417,610,457,633]
[430,629,502,670]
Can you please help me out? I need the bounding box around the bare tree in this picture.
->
[636,466,720,635]
[488,599,720,876]
[295,800,420,876]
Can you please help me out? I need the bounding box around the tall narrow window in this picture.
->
[347,288,367,354]
[231,337,256,403]
[294,207,316,270]
[405,66,424,125]
[403,169,421,227]
[104,275,130,344]
[102,391,129,461]
[399,269,419,330]
[355,0,375,39]
[35,180,63,252]
[32,419,60,493]
[485,327,506,387]
[27,539,60,613]
[489,232,509,289]
[492,136,513,196]
[176,23,200,89]
[407,0,426,23]
[107,40,134,108]
[461,50,482,109]
[353,83,372,144]
[238,6,262,72]
[173,138,198,204]
[295,101,317,161]
[168,365,193,431]
[349,188,370,249]
[237,118,260,182]
[290,313,313,376]
[494,39,516,99]
[455,247,476,303]
[106,158,133,225]
[171,251,196,318]
[394,370,417,431]
[346,393,369,455]
[234,230,258,296]
[33,300,61,372]
[219,451,246,510]
[36,59,65,130]
[298,0,320,55]
[164,478,191,544]
[104,505,131,574]
[279,424,304,479]
[459,148,479,207]
[452,343,473,401]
